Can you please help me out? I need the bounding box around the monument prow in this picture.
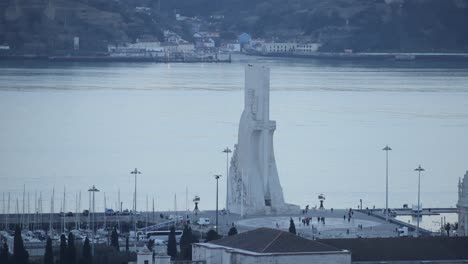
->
[227,65,300,215]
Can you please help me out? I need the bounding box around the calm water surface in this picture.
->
[1,56,468,212]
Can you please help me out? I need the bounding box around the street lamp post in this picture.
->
[414,165,424,237]
[130,168,141,251]
[87,185,99,256]
[214,175,222,234]
[222,147,232,212]
[383,145,392,221]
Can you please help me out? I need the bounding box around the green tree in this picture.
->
[205,229,220,242]
[59,234,67,264]
[180,225,193,260]
[288,218,296,235]
[125,236,129,252]
[43,237,54,264]
[67,232,76,264]
[0,242,9,264]
[81,237,92,264]
[110,227,119,252]
[228,225,238,236]
[13,225,29,264]
[166,226,178,260]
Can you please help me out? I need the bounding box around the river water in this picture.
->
[1,56,468,212]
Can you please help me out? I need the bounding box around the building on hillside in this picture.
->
[135,6,151,14]
[73,37,79,51]
[320,236,468,263]
[222,42,241,52]
[0,44,10,51]
[296,43,321,53]
[160,42,179,53]
[164,30,183,43]
[177,41,195,52]
[192,228,351,264]
[195,38,215,49]
[251,42,321,54]
[238,32,252,45]
[260,42,297,53]
[458,171,468,236]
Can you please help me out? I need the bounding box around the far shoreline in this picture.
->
[2,51,468,63]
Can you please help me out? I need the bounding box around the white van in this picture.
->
[197,218,211,226]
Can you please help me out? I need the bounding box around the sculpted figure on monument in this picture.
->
[227,65,299,215]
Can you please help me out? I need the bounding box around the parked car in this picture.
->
[65,212,74,217]
[105,209,115,216]
[197,218,211,226]
[121,209,131,215]
[82,210,89,216]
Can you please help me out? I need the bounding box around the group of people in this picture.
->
[344,208,354,222]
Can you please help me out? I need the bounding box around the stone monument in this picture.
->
[457,171,468,236]
[227,65,299,215]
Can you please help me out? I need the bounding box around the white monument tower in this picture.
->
[227,65,299,215]
[457,171,468,236]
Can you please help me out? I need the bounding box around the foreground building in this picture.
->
[192,228,468,264]
[227,65,299,215]
[192,228,351,264]
[458,171,468,236]
[321,236,468,263]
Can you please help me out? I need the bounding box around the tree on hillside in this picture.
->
[13,225,29,264]
[0,242,9,264]
[167,226,178,260]
[205,230,220,242]
[289,218,296,235]
[43,237,54,264]
[110,227,119,251]
[59,234,67,264]
[67,232,76,264]
[180,225,193,260]
[228,224,238,236]
[81,237,92,264]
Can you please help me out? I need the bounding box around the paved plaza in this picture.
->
[234,209,404,239]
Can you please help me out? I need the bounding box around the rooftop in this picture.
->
[320,236,468,262]
[208,227,343,254]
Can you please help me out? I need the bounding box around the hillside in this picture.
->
[1,0,468,54]
[165,0,468,52]
[0,0,165,54]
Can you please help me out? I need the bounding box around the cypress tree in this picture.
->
[125,236,129,252]
[59,234,67,264]
[166,226,177,260]
[288,218,296,235]
[180,225,193,260]
[0,242,9,264]
[43,237,54,264]
[13,225,29,264]
[187,227,194,260]
[67,232,76,264]
[82,237,92,264]
[110,227,119,251]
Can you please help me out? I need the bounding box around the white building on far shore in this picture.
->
[252,41,321,54]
